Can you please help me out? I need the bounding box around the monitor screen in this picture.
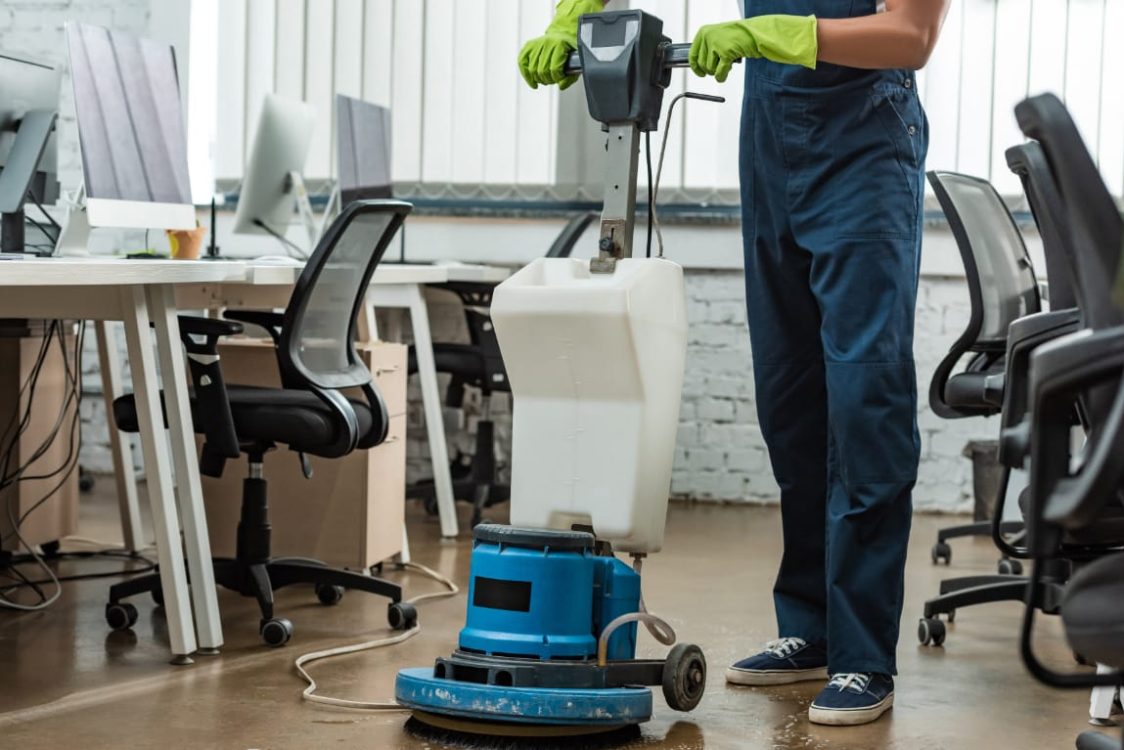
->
[66,22,194,229]
[336,94,392,203]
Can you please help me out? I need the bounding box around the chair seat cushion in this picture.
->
[408,343,510,392]
[1062,553,1124,668]
[113,386,377,457]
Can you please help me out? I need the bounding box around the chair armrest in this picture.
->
[224,310,284,345]
[176,315,243,475]
[998,310,1083,468]
[1026,326,1124,552]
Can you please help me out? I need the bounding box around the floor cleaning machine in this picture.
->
[396,9,722,737]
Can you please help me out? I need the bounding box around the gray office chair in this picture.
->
[106,200,418,647]
[1013,93,1124,750]
[408,211,598,526]
[924,171,1037,573]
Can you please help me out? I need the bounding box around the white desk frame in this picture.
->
[100,262,511,550]
[0,258,240,662]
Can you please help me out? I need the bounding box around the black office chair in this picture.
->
[1012,93,1124,750]
[408,211,598,526]
[925,171,1038,571]
[105,200,418,647]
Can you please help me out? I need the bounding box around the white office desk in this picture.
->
[107,261,511,542]
[0,257,245,663]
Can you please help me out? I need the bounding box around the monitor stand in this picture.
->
[287,171,325,253]
[54,184,91,257]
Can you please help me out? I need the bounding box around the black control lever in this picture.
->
[565,41,740,77]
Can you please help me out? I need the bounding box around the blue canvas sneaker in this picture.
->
[808,673,895,726]
[725,637,829,686]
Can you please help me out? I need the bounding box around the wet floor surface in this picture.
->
[0,483,1116,749]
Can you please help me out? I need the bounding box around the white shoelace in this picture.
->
[827,672,872,693]
[764,637,808,659]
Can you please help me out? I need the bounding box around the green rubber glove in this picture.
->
[518,0,604,90]
[689,15,819,82]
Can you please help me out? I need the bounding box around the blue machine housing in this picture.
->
[458,525,640,661]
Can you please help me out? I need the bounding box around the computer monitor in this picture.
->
[66,22,195,231]
[232,94,316,241]
[0,53,60,254]
[336,94,392,203]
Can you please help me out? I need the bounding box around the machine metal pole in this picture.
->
[591,124,641,273]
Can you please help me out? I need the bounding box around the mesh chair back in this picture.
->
[279,200,411,390]
[1016,94,1124,332]
[1006,142,1079,313]
[928,171,1041,347]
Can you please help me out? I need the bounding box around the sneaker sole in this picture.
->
[725,665,829,686]
[807,692,894,726]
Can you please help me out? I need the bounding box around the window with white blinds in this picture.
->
[199,0,1124,200]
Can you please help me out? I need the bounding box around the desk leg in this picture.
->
[407,286,459,538]
[148,285,223,653]
[94,321,143,552]
[119,287,196,663]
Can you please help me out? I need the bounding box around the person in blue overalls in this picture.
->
[520,0,949,727]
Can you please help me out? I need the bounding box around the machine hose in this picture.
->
[595,555,678,667]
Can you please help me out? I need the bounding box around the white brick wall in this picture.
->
[390,269,992,514]
[77,266,992,514]
[0,0,152,193]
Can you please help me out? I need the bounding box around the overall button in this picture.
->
[903,79,912,89]
[907,125,917,136]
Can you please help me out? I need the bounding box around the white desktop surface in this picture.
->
[0,257,248,286]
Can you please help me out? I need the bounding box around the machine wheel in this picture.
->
[931,542,952,565]
[998,557,1023,576]
[662,643,707,712]
[388,602,418,631]
[315,584,345,606]
[260,617,294,647]
[106,602,139,631]
[918,618,946,647]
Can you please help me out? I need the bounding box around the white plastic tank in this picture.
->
[490,257,688,554]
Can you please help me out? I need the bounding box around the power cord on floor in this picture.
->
[294,561,459,710]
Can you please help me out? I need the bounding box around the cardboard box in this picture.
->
[0,331,80,551]
[199,338,407,569]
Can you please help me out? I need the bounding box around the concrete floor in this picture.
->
[0,482,1117,750]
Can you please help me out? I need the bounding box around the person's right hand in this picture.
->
[518,0,604,90]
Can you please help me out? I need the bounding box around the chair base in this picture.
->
[917,574,1067,647]
[931,521,1026,569]
[1077,730,1122,750]
[106,556,410,647]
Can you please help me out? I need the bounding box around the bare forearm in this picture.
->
[816,0,949,70]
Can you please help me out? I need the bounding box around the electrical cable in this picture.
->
[652,92,725,257]
[294,562,459,710]
[645,131,654,259]
[253,218,309,259]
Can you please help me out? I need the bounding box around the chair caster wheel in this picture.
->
[106,602,139,631]
[261,617,293,647]
[998,557,1023,575]
[931,542,951,565]
[946,609,956,623]
[315,584,345,606]
[388,602,418,631]
[918,617,946,647]
[152,587,164,607]
[662,643,707,712]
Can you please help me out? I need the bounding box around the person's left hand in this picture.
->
[690,15,819,82]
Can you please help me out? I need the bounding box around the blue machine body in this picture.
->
[458,527,640,661]
[396,525,650,728]
[396,668,653,726]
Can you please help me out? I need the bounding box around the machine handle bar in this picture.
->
[563,41,693,77]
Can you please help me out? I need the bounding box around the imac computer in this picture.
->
[0,53,60,255]
[66,22,195,233]
[232,94,316,252]
[336,94,392,204]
